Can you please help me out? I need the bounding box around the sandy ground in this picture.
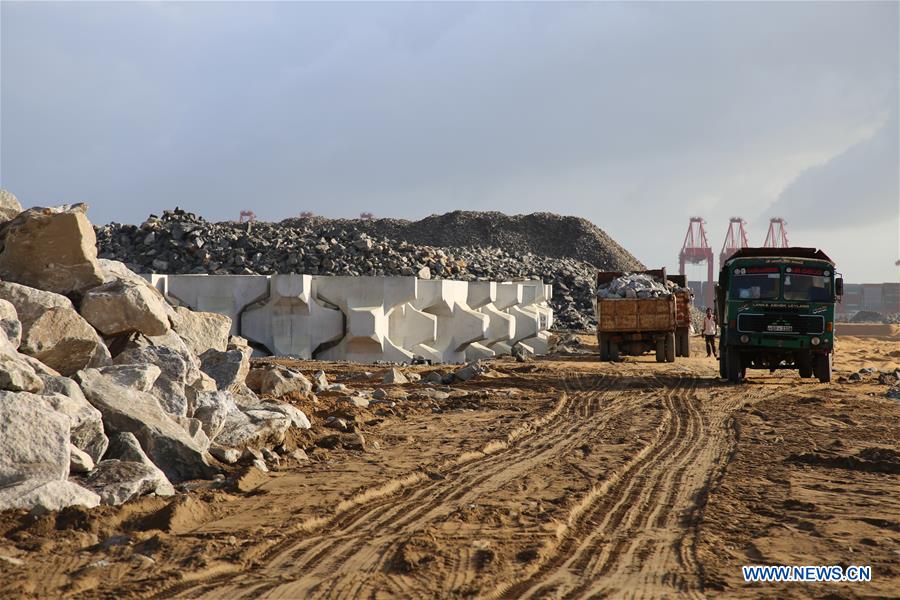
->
[1,331,898,599]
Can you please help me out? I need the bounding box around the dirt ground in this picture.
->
[1,331,898,599]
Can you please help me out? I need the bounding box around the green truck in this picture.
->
[716,247,843,383]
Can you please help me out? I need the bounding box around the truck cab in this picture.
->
[716,247,842,383]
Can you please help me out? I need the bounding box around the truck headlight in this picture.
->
[811,337,821,346]
[740,335,749,344]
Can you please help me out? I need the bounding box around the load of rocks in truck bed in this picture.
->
[94,208,645,331]
[595,273,688,300]
[0,192,314,514]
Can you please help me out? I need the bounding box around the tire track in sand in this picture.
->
[496,377,750,600]
[157,373,625,599]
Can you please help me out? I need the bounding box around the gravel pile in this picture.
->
[596,273,689,300]
[96,209,645,331]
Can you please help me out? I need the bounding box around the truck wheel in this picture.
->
[719,340,727,378]
[597,333,609,361]
[680,328,691,358]
[665,331,676,363]
[655,338,665,362]
[726,347,743,383]
[798,352,813,378]
[814,353,832,383]
[609,341,620,362]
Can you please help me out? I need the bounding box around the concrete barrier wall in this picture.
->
[145,274,552,364]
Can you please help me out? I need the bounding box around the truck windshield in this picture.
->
[730,270,780,300]
[784,271,832,301]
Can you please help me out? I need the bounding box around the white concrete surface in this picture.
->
[241,275,344,358]
[166,274,270,336]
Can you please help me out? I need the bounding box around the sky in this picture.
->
[1,1,898,282]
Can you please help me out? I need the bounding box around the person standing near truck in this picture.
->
[703,307,718,358]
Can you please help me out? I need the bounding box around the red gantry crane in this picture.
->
[679,217,715,309]
[763,217,790,248]
[720,217,749,267]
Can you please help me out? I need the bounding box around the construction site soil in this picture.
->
[2,331,898,599]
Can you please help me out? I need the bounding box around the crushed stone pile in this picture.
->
[95,208,645,331]
[0,191,321,515]
[596,273,689,300]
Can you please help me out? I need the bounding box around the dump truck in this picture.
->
[594,268,692,362]
[716,247,842,383]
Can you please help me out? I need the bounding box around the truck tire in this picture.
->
[609,341,620,362]
[719,340,727,379]
[597,333,609,361]
[655,338,665,363]
[798,352,813,378]
[665,331,676,363]
[679,328,691,358]
[726,347,743,384]
[814,353,832,383]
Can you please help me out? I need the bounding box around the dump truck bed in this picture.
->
[595,296,677,333]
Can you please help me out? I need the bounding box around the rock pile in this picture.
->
[95,209,645,331]
[596,273,689,300]
[0,197,312,514]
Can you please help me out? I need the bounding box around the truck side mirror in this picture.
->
[835,277,844,297]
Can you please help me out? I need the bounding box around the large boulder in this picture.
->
[170,307,231,356]
[0,282,111,375]
[0,392,71,486]
[192,391,237,440]
[114,344,199,417]
[0,189,22,223]
[97,364,161,393]
[0,348,44,393]
[0,480,100,513]
[80,279,170,337]
[246,366,312,397]
[40,376,109,463]
[0,204,104,294]
[105,432,175,497]
[0,298,22,348]
[75,368,215,482]
[83,460,166,506]
[199,348,250,394]
[213,406,292,451]
[112,332,201,385]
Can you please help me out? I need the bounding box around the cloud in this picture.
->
[765,110,898,229]
[0,1,897,280]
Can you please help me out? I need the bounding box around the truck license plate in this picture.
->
[767,324,793,332]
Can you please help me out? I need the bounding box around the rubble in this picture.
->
[596,273,688,300]
[95,209,645,331]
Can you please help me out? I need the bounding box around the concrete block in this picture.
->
[241,275,344,358]
[466,281,497,309]
[165,275,270,336]
[480,303,515,348]
[314,276,419,363]
[142,274,169,296]
[464,342,495,361]
[388,303,437,353]
[515,280,554,354]
[408,280,488,364]
[519,331,552,355]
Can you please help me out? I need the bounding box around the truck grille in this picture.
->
[737,313,825,335]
